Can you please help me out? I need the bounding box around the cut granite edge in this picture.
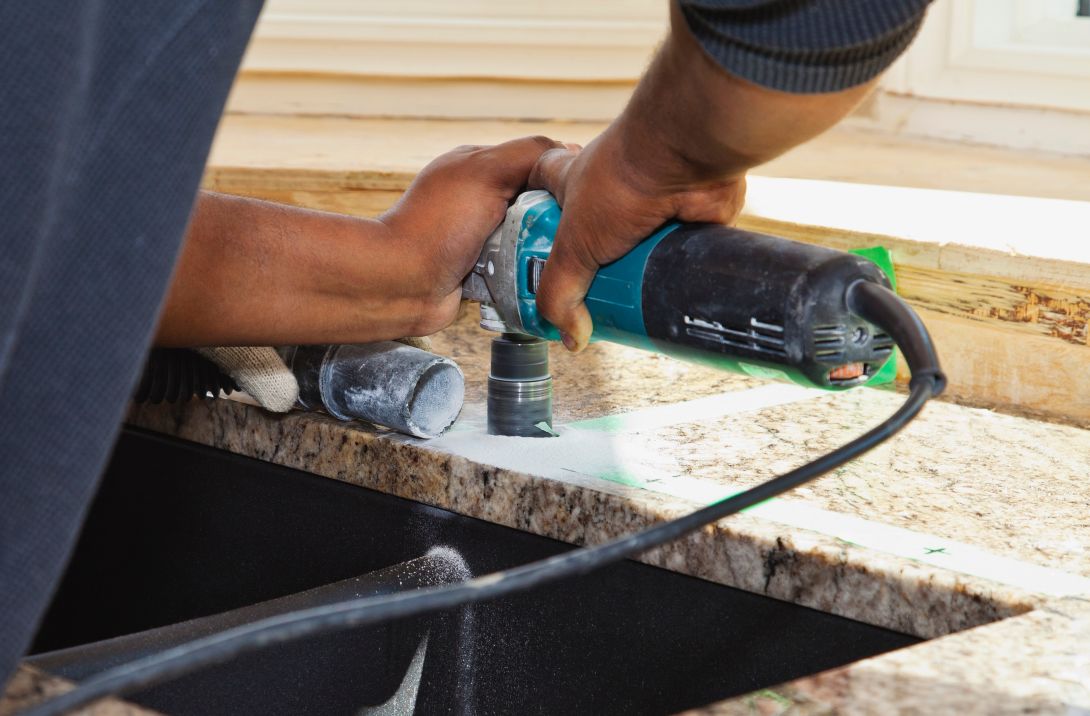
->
[680,595,1090,715]
[127,399,1040,639]
[1,665,160,716]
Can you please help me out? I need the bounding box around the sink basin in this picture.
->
[29,428,918,715]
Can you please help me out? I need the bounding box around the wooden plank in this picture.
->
[736,177,1090,423]
[202,114,1090,426]
[206,115,1090,202]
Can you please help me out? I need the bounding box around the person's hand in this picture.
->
[528,122,745,352]
[379,135,565,335]
[159,138,562,347]
[199,346,299,412]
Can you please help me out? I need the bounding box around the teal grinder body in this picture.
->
[464,190,896,392]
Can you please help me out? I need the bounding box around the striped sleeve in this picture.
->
[677,0,933,93]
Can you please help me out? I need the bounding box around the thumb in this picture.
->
[534,215,598,352]
[527,147,579,205]
[528,147,597,351]
[477,135,565,195]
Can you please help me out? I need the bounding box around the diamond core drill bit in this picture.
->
[486,333,554,438]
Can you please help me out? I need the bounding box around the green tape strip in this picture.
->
[594,469,648,489]
[592,470,773,514]
[849,246,898,386]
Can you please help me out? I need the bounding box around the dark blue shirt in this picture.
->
[0,0,263,687]
[681,0,932,92]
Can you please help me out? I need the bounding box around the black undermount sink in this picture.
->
[29,428,918,715]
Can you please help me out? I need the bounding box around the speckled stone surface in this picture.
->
[684,597,1090,715]
[0,666,158,716]
[119,311,1090,714]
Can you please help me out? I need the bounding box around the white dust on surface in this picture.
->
[431,414,684,489]
[407,362,465,438]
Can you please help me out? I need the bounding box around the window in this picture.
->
[236,0,1090,151]
[242,1,665,81]
[883,0,1090,112]
[232,1,666,120]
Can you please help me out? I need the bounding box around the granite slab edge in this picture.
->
[127,399,1040,640]
[1,665,160,716]
[683,595,1090,715]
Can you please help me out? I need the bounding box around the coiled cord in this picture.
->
[132,349,236,404]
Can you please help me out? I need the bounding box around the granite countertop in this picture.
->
[110,311,1090,713]
[0,666,159,716]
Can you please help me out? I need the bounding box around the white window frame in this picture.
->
[884,0,1090,112]
[242,0,667,82]
[237,0,1090,151]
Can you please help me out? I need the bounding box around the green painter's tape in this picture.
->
[595,469,648,489]
[589,469,775,514]
[534,421,560,437]
[849,246,898,387]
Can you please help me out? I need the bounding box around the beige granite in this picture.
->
[0,666,158,716]
[119,311,1090,713]
[611,389,1090,576]
[685,597,1090,715]
[431,314,1090,581]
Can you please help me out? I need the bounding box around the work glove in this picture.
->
[198,346,298,413]
[200,337,433,413]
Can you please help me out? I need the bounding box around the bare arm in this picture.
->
[158,192,431,346]
[157,135,561,347]
[625,2,876,182]
[530,2,886,351]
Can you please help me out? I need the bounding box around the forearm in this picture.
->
[616,2,876,185]
[156,192,435,347]
[527,1,927,349]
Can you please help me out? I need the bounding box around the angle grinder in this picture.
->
[462,190,917,437]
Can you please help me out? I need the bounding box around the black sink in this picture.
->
[29,428,918,715]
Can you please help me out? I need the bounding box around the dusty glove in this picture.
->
[200,337,433,413]
[199,346,299,413]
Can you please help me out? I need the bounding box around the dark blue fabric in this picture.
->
[0,1,262,687]
[679,0,932,92]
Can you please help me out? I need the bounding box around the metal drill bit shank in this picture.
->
[487,334,554,437]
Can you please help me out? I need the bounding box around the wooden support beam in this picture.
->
[739,177,1090,425]
[203,115,1090,426]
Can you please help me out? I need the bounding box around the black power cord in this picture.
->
[23,281,944,716]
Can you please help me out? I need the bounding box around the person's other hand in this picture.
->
[528,123,745,352]
[380,135,565,335]
[199,346,299,412]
